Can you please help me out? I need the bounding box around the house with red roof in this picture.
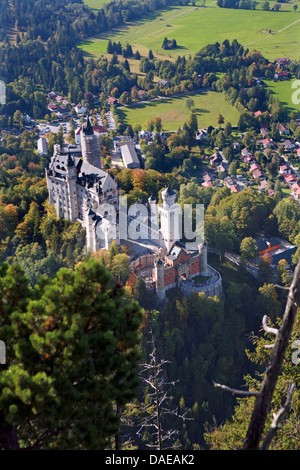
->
[279,165,291,175]
[202,181,213,188]
[291,183,300,201]
[283,173,297,184]
[279,123,290,135]
[107,97,118,105]
[230,185,241,193]
[252,168,262,180]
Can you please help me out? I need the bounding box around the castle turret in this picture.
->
[155,258,165,300]
[199,242,208,277]
[161,186,176,208]
[66,150,79,222]
[158,187,181,251]
[81,117,101,169]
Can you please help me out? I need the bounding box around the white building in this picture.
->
[120,142,140,169]
[37,137,48,155]
[75,104,86,115]
[158,187,182,252]
[46,144,120,251]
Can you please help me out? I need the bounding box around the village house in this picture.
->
[282,140,295,152]
[274,71,289,81]
[107,97,118,105]
[158,79,169,87]
[255,235,297,269]
[283,173,297,185]
[217,163,228,174]
[275,58,291,68]
[279,164,291,175]
[137,90,148,100]
[252,168,262,180]
[279,123,290,136]
[37,137,48,156]
[268,189,275,197]
[119,141,140,169]
[230,184,241,193]
[74,104,86,115]
[250,162,261,173]
[258,179,268,192]
[257,138,273,149]
[55,95,64,102]
[75,124,108,145]
[291,183,300,201]
[47,103,69,117]
[260,126,269,138]
[210,150,223,167]
[224,176,238,188]
[196,129,208,141]
[241,148,253,158]
[202,171,214,183]
[242,154,254,165]
[202,181,213,188]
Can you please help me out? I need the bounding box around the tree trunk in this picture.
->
[0,413,20,450]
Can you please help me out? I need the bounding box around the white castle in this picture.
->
[45,118,185,254]
[45,118,223,299]
[46,118,120,251]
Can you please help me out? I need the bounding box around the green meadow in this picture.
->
[81,0,300,129]
[81,0,300,61]
[264,78,300,113]
[83,0,110,9]
[118,90,240,131]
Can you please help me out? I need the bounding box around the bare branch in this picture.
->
[213,381,259,397]
[261,383,296,450]
[274,284,290,291]
[262,315,279,338]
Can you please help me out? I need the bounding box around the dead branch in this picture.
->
[262,315,279,349]
[213,381,259,397]
[261,383,296,451]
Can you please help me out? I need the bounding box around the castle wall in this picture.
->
[180,265,223,299]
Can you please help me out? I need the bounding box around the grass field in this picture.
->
[264,78,300,114]
[80,0,300,61]
[118,90,240,131]
[83,0,110,9]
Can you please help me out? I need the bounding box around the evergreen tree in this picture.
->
[0,259,143,449]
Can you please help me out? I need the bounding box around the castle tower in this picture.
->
[158,187,181,252]
[66,150,79,222]
[154,258,165,300]
[81,116,101,169]
[83,202,97,252]
[199,242,208,277]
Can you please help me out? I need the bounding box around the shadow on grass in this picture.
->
[193,107,210,114]
[83,4,187,41]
